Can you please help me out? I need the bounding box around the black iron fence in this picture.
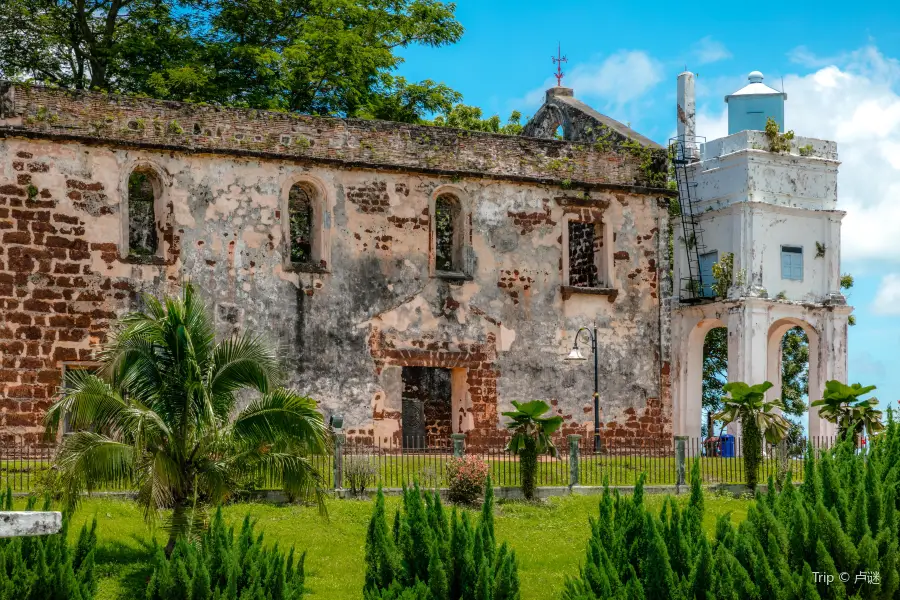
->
[1,435,843,493]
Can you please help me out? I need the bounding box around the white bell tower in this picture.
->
[670,70,851,439]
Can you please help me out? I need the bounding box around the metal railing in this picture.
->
[0,435,841,493]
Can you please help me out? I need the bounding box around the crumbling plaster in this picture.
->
[0,84,673,447]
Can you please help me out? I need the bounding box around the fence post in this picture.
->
[451,433,466,457]
[568,435,582,488]
[333,432,345,491]
[675,436,688,492]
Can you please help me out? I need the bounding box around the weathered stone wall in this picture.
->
[0,84,673,448]
[1,84,663,189]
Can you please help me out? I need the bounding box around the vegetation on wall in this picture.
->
[764,117,795,153]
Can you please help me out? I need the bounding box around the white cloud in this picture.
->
[873,274,900,315]
[515,50,662,111]
[696,46,900,263]
[692,37,732,65]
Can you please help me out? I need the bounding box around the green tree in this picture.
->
[429,105,524,135]
[501,400,563,501]
[45,284,328,553]
[713,381,790,489]
[810,380,884,442]
[0,0,464,122]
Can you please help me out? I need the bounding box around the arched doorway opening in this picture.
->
[682,317,727,439]
[767,318,821,440]
[701,326,728,439]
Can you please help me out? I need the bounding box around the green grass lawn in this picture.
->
[16,491,750,600]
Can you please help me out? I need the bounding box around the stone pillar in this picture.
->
[676,71,697,159]
[810,310,849,438]
[568,435,582,487]
[726,301,770,438]
[451,433,466,457]
[333,432,345,490]
[674,436,688,490]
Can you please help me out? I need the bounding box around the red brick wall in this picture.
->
[0,151,135,446]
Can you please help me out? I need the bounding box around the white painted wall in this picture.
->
[674,130,845,304]
[670,128,850,440]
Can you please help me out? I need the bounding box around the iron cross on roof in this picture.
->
[552,43,567,87]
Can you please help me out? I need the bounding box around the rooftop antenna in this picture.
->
[552,43,567,87]
[781,75,785,93]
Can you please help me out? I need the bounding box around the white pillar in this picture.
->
[726,301,770,436]
[677,72,696,141]
[809,311,848,438]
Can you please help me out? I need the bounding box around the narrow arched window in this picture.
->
[128,170,158,257]
[289,183,313,264]
[434,194,461,272]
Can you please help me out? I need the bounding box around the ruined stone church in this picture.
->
[0,70,849,448]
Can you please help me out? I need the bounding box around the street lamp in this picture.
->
[566,326,600,452]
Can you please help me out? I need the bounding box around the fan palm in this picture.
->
[810,380,883,443]
[713,381,790,489]
[45,284,328,553]
[502,400,563,500]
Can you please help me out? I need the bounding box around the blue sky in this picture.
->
[395,0,900,415]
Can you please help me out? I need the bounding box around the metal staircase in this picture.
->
[670,136,710,304]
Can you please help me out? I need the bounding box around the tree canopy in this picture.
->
[0,0,465,122]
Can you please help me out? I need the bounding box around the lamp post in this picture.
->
[566,326,600,452]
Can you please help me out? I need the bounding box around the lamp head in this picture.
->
[329,414,344,430]
[566,346,586,361]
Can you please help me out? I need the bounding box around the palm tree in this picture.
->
[502,400,563,501]
[810,380,883,444]
[713,381,790,489]
[45,284,328,553]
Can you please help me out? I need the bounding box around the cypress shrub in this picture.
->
[363,478,519,600]
[145,507,306,600]
[0,488,98,600]
[562,418,900,600]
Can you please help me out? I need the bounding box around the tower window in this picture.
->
[434,193,466,274]
[699,251,718,297]
[781,246,803,281]
[127,170,158,257]
[289,183,313,264]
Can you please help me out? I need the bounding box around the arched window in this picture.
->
[434,193,463,273]
[289,183,314,264]
[127,169,159,257]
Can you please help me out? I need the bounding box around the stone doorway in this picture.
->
[401,367,452,449]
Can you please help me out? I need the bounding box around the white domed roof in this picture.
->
[725,71,786,102]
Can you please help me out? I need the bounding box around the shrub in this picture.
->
[146,507,307,600]
[563,416,900,600]
[364,478,520,599]
[502,400,562,500]
[0,488,98,599]
[345,455,378,495]
[445,455,488,505]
